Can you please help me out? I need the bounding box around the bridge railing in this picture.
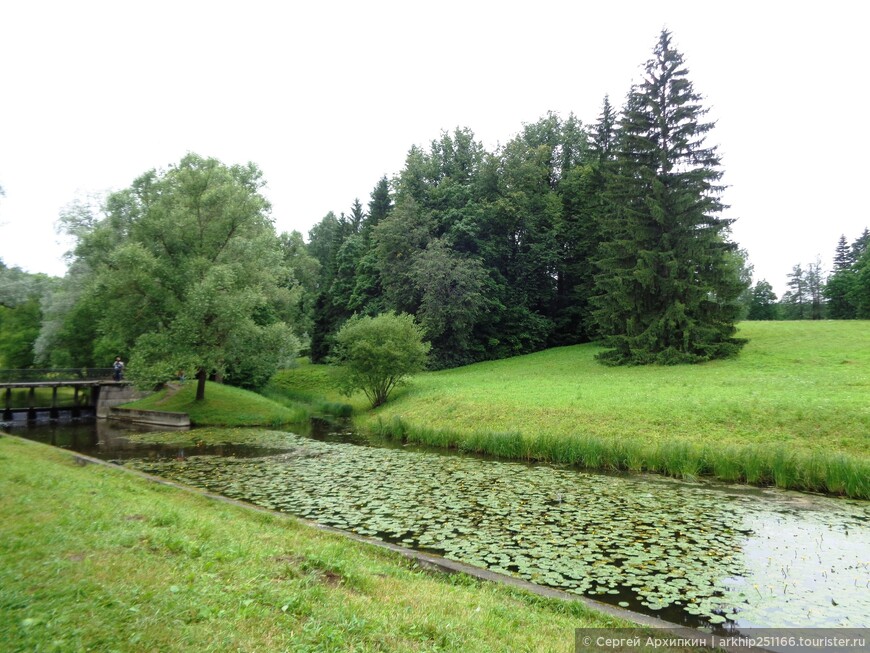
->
[0,368,115,383]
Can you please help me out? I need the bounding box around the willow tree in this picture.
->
[61,154,298,399]
[593,31,746,365]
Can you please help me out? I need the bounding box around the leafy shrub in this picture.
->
[331,312,430,408]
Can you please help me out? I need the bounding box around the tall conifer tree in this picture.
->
[366,176,392,231]
[590,95,616,164]
[825,228,870,319]
[833,235,852,271]
[593,30,746,364]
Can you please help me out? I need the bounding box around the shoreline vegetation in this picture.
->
[126,321,868,499]
[272,321,870,500]
[2,436,677,653]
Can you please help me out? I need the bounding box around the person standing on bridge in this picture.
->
[112,357,125,381]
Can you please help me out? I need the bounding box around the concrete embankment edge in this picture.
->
[2,433,772,653]
[107,406,190,427]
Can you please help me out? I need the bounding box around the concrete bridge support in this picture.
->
[95,384,149,418]
[3,388,11,421]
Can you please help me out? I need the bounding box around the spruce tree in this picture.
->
[590,95,617,164]
[833,235,852,271]
[366,176,393,231]
[348,198,365,233]
[593,30,746,364]
[851,228,870,263]
[825,228,870,319]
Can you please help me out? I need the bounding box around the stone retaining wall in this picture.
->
[108,406,190,428]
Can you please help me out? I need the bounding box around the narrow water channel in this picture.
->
[6,419,869,633]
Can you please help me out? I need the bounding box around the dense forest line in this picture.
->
[1,31,868,385]
[302,30,751,369]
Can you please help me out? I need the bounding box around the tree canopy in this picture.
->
[45,154,300,399]
[297,34,757,369]
[0,260,54,368]
[823,228,870,319]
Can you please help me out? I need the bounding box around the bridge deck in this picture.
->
[0,380,126,390]
[2,379,129,420]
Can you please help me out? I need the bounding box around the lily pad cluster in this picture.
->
[126,429,870,630]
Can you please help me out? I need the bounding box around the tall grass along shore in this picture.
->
[343,321,868,498]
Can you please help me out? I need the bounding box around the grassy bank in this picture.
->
[125,380,312,426]
[125,373,354,426]
[349,321,869,498]
[0,435,672,653]
[264,363,357,418]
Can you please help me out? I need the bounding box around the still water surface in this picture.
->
[6,419,869,633]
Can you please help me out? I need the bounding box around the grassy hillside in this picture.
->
[367,321,869,453]
[1,436,669,653]
[357,321,869,497]
[264,362,360,417]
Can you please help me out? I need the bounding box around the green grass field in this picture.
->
[6,323,864,649]
[367,321,869,453]
[353,321,869,497]
[1,436,679,653]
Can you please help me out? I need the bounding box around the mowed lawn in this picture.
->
[363,321,870,458]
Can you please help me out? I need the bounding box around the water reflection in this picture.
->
[1,419,283,461]
[724,504,869,628]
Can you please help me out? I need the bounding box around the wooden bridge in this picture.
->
[0,369,125,421]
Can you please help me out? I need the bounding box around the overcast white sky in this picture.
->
[1,1,867,296]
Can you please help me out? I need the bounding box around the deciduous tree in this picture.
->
[59,154,299,399]
[0,260,54,368]
[331,312,430,408]
[746,280,779,320]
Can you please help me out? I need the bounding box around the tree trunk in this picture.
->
[196,368,207,401]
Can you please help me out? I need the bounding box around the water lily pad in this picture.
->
[125,427,870,631]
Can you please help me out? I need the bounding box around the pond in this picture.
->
[6,421,869,633]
